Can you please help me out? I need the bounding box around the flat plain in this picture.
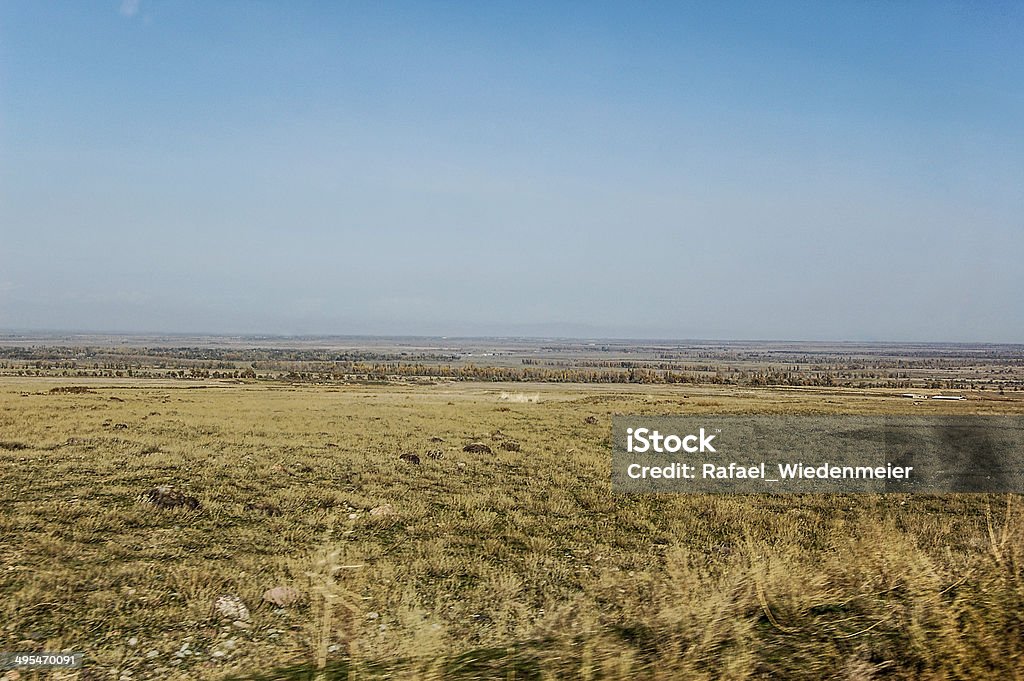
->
[1,338,1023,679]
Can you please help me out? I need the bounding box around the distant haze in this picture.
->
[1,2,1021,342]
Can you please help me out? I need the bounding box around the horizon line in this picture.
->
[1,328,1021,348]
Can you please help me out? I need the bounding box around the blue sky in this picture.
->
[1,1,1021,341]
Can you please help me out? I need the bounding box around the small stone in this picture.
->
[369,504,395,517]
[146,650,159,659]
[232,620,251,630]
[347,513,358,520]
[366,611,379,620]
[140,485,201,510]
[245,501,282,516]
[215,595,250,622]
[262,586,301,608]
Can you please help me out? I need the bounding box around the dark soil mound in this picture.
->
[141,486,201,511]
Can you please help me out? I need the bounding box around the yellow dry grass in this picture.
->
[1,378,1022,679]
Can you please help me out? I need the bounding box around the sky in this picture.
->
[1,1,1022,342]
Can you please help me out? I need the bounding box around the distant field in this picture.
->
[2,336,1022,391]
[1,377,1023,679]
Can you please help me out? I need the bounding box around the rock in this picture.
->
[215,595,250,622]
[141,486,201,511]
[463,442,492,454]
[426,450,443,459]
[271,463,294,477]
[127,636,138,647]
[369,504,395,517]
[262,586,301,608]
[398,452,421,465]
[113,423,129,430]
[232,620,251,630]
[244,501,282,516]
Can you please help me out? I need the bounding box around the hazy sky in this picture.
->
[1,2,1021,341]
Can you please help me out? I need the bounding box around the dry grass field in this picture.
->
[2,378,1023,679]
